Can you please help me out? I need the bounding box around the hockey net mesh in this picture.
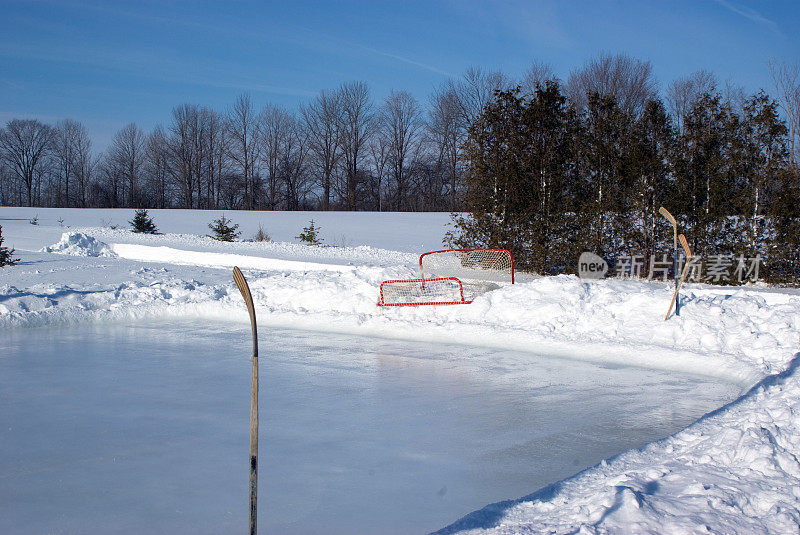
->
[378,277,471,306]
[419,249,514,284]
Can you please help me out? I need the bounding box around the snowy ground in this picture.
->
[2,207,800,533]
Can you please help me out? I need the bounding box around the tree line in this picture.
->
[0,67,510,212]
[3,54,796,216]
[448,57,800,284]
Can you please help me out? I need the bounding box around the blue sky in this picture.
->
[1,0,798,151]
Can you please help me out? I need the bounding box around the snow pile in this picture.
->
[41,232,117,258]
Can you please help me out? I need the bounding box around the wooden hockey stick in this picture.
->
[658,207,679,313]
[232,266,259,535]
[664,234,692,321]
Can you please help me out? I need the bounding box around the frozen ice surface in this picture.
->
[1,320,738,534]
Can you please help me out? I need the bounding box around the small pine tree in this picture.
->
[129,209,158,234]
[0,225,18,267]
[208,215,240,242]
[296,220,323,246]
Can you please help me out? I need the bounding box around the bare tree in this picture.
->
[567,52,658,116]
[724,80,747,116]
[302,89,342,211]
[260,105,294,210]
[52,119,93,208]
[279,117,311,210]
[166,105,227,209]
[337,81,375,210]
[0,119,55,206]
[381,90,424,210]
[428,85,462,211]
[0,148,10,205]
[521,60,558,96]
[144,126,171,208]
[449,66,509,129]
[168,104,199,208]
[204,108,228,210]
[54,119,77,206]
[228,94,262,210]
[666,69,717,135]
[769,60,800,169]
[73,127,92,209]
[107,123,145,206]
[368,133,390,211]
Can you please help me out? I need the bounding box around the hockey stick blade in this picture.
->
[658,206,677,226]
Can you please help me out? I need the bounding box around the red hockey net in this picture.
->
[419,248,514,284]
[377,277,472,307]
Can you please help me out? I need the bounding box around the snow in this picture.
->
[2,206,800,533]
[40,231,117,257]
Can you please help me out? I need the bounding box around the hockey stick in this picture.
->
[658,206,679,314]
[232,266,259,535]
[664,234,692,321]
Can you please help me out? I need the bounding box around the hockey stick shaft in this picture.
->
[665,235,692,320]
[659,207,680,314]
[233,267,258,535]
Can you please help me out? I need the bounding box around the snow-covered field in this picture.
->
[2,207,799,533]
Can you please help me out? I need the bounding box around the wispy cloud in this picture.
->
[713,0,784,37]
[358,45,454,77]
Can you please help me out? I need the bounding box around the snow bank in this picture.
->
[41,232,117,257]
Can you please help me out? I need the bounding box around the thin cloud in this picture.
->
[359,46,454,77]
[713,0,784,37]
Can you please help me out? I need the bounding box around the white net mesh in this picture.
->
[419,249,514,284]
[378,278,471,306]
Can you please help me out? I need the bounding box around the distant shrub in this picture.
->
[208,215,240,242]
[0,225,18,267]
[253,224,271,242]
[129,209,158,234]
[296,220,323,246]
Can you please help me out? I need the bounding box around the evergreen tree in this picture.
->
[448,89,531,264]
[448,83,580,273]
[129,208,157,233]
[624,100,675,262]
[769,167,800,282]
[0,225,18,267]
[579,93,633,259]
[296,220,323,245]
[740,91,788,252]
[673,92,738,255]
[522,81,579,273]
[208,215,240,241]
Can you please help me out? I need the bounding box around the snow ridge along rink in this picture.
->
[2,207,800,533]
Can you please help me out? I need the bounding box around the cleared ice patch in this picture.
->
[41,232,117,258]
